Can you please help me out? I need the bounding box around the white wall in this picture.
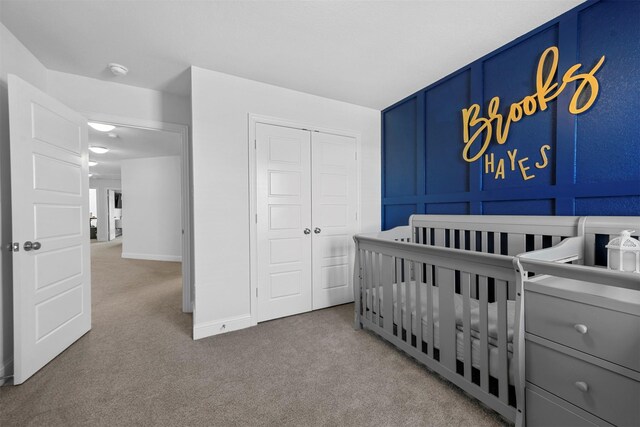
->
[190,67,381,339]
[120,156,182,262]
[89,179,121,242]
[47,70,190,126]
[0,22,49,384]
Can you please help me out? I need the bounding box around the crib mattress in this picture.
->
[364,282,515,384]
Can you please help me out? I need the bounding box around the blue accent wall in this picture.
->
[381,0,640,229]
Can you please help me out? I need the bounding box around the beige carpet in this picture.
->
[0,239,507,426]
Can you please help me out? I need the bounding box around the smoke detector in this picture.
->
[108,63,128,77]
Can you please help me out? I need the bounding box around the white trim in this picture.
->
[121,252,182,262]
[0,358,13,386]
[247,114,362,327]
[193,315,252,340]
[84,113,193,314]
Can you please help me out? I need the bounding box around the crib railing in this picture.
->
[411,214,579,254]
[410,215,581,299]
[355,235,519,422]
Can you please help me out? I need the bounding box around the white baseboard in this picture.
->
[121,252,182,262]
[193,314,252,340]
[0,358,13,386]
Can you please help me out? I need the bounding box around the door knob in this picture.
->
[23,241,41,251]
[304,228,311,235]
[314,228,321,234]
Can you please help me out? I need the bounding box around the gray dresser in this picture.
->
[524,275,640,426]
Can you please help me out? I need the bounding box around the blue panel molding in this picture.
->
[381,0,640,229]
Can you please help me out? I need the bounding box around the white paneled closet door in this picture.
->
[256,123,313,322]
[311,132,357,309]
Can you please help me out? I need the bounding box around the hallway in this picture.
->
[1,239,189,424]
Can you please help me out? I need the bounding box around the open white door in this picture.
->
[8,74,91,384]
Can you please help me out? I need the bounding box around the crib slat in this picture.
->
[435,228,445,247]
[507,233,526,256]
[479,275,490,392]
[382,255,394,334]
[534,235,543,250]
[497,279,509,404]
[494,232,501,254]
[462,272,472,381]
[372,252,379,325]
[395,257,402,337]
[460,229,467,250]
[404,260,412,344]
[366,251,373,323]
[415,263,423,351]
[449,229,455,248]
[437,266,457,372]
[426,265,434,358]
[481,232,488,253]
[355,249,362,319]
[470,233,478,299]
[552,235,562,246]
[363,251,371,322]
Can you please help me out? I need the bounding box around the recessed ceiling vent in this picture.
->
[108,63,128,76]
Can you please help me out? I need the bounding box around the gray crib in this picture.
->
[353,215,585,424]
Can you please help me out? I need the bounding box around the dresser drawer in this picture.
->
[526,386,610,427]
[525,290,640,371]
[526,340,640,426]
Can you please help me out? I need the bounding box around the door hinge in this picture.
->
[254,139,257,149]
[255,214,258,223]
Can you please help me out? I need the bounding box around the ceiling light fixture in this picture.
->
[89,146,110,154]
[89,161,98,166]
[108,63,128,77]
[88,122,115,132]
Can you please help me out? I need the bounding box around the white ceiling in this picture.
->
[88,124,181,181]
[0,0,585,109]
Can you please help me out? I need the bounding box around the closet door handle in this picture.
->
[303,228,311,235]
[314,228,321,234]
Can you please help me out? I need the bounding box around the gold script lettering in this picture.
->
[462,47,605,163]
[535,145,551,169]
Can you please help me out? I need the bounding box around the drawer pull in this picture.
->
[574,324,588,334]
[574,381,589,392]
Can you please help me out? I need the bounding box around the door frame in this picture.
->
[85,113,193,313]
[247,114,362,326]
